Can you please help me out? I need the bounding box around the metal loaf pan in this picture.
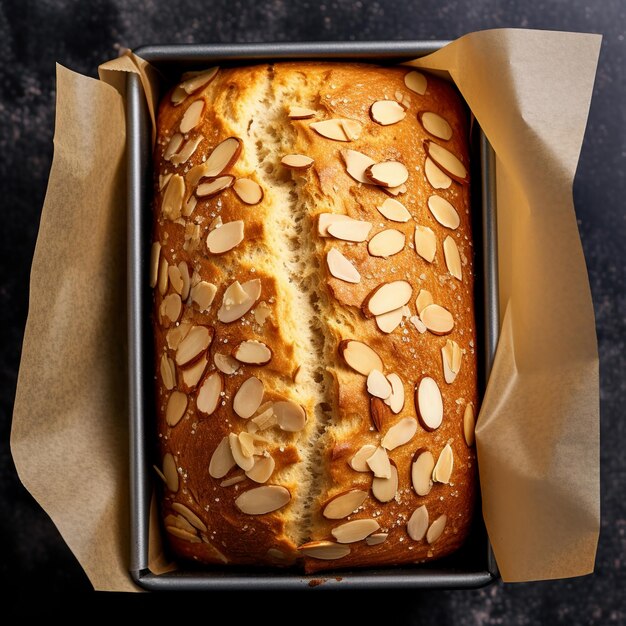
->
[127,41,500,591]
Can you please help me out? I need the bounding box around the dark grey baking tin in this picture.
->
[127,41,500,591]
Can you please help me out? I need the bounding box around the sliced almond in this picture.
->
[205,220,244,254]
[410,315,427,333]
[424,140,468,184]
[341,119,362,141]
[274,401,307,432]
[441,339,462,384]
[168,265,183,294]
[220,473,246,487]
[416,377,444,431]
[159,293,182,326]
[233,178,264,205]
[366,161,409,188]
[235,485,291,515]
[183,195,197,218]
[165,391,188,427]
[179,99,205,133]
[166,525,200,543]
[214,352,240,375]
[350,444,378,472]
[384,373,405,414]
[281,154,314,170]
[332,519,380,544]
[164,133,184,161]
[342,149,376,184]
[159,172,173,190]
[433,443,454,484]
[384,183,407,197]
[254,302,271,325]
[372,463,398,503]
[180,67,219,95]
[232,340,272,365]
[375,307,404,334]
[327,218,372,242]
[203,137,242,178]
[367,369,392,399]
[171,135,204,166]
[428,195,460,230]
[165,513,195,533]
[370,396,388,431]
[416,289,434,315]
[209,436,236,479]
[363,281,412,317]
[190,281,217,312]
[172,503,207,532]
[162,453,179,492]
[427,514,447,544]
[196,371,223,416]
[238,432,257,458]
[464,403,476,447]
[366,533,388,546]
[160,354,176,391]
[366,446,391,479]
[175,326,213,367]
[443,235,462,280]
[178,261,191,301]
[381,417,417,450]
[339,340,384,376]
[218,278,261,323]
[249,406,278,432]
[150,242,161,289]
[421,303,454,335]
[404,70,427,95]
[407,505,429,541]
[318,213,353,237]
[298,541,351,560]
[323,489,369,520]
[245,455,275,483]
[326,248,361,283]
[371,100,406,126]
[180,354,207,391]
[196,175,234,198]
[162,174,185,221]
[377,198,411,222]
[228,432,255,471]
[233,376,264,419]
[412,449,435,496]
[424,157,452,189]
[367,229,405,258]
[288,105,316,119]
[414,225,437,263]
[166,322,191,350]
[171,85,187,106]
[310,118,361,141]
[419,112,453,141]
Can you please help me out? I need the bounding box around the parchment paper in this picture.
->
[11,29,601,590]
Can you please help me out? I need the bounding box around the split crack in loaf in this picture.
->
[152,62,478,573]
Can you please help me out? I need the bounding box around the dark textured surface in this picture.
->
[1,0,624,620]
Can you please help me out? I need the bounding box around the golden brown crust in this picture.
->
[151,62,477,572]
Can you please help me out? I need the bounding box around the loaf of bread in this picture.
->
[150,62,477,573]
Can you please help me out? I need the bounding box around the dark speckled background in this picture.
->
[1,0,624,621]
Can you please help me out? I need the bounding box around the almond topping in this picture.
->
[205,220,244,254]
[441,339,463,384]
[372,463,398,503]
[159,172,172,190]
[190,281,217,312]
[168,265,183,294]
[416,289,434,315]
[375,307,404,334]
[157,258,169,294]
[183,195,197,217]
[342,149,376,183]
[254,301,271,326]
[366,161,409,188]
[171,135,204,166]
[443,235,462,280]
[196,175,234,198]
[175,326,213,367]
[404,71,427,95]
[164,133,184,161]
[228,432,255,471]
[414,225,437,263]
[233,340,272,365]
[370,100,406,126]
[298,541,351,560]
[424,157,452,189]
[180,67,219,96]
[327,248,361,283]
[288,105,316,119]
[166,322,191,350]
[332,519,380,544]
[162,174,185,221]
[350,444,378,472]
[424,141,468,183]
[327,218,373,242]
[384,373,405,414]
[214,353,240,375]
[464,403,476,447]
[166,525,200,543]
[245,455,275,483]
[367,369,392,399]
[162,453,179,492]
[410,315,427,333]
[249,406,277,432]
[382,417,417,450]
[310,118,361,141]
[366,533,388,546]
[238,432,257,459]
[363,281,412,317]
[172,503,207,532]
[171,85,187,106]
[427,514,447,544]
[407,505,429,541]
[220,473,246,488]
[233,376,264,419]
[339,340,384,376]
[160,293,182,326]
[412,449,435,496]
[421,303,454,335]
[160,354,176,391]
[178,262,191,301]
[233,178,264,205]
[384,183,407,197]
[180,354,207,391]
[428,195,460,230]
[318,213,353,237]
[218,278,261,323]
[370,397,388,431]
[281,154,314,170]
[377,198,411,222]
[179,99,205,133]
[209,436,236,479]
[366,446,391,478]
[433,443,454,484]
[419,112,453,141]
[323,489,369,520]
[164,513,195,534]
[203,137,243,178]
[341,119,362,141]
[416,377,444,431]
[235,485,291,515]
[166,391,188,427]
[150,242,161,288]
[368,229,406,258]
[274,401,307,432]
[196,371,223,416]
